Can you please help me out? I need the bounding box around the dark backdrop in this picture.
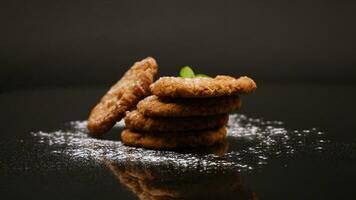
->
[1,0,356,91]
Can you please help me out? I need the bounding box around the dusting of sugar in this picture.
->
[31,114,326,172]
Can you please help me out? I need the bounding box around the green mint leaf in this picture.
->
[195,74,210,78]
[179,66,195,78]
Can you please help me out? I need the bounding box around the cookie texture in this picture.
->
[124,110,228,132]
[87,57,158,137]
[121,127,227,149]
[150,75,256,98]
[137,95,241,117]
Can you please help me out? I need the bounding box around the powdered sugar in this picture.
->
[31,114,326,172]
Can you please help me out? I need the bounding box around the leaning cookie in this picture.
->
[121,127,227,149]
[125,110,228,132]
[150,75,256,98]
[87,57,158,137]
[137,95,241,117]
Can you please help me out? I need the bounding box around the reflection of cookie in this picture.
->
[105,161,258,200]
[106,162,180,200]
[125,110,228,132]
[150,75,256,98]
[87,57,158,137]
[137,95,241,117]
[121,127,227,149]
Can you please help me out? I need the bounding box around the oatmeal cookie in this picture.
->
[124,110,228,132]
[121,127,227,149]
[150,75,256,98]
[137,95,241,117]
[87,57,158,137]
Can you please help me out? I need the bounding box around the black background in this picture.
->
[1,1,356,199]
[1,0,356,92]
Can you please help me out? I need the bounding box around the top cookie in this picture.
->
[150,75,256,98]
[87,57,158,137]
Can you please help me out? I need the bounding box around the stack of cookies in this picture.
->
[87,57,256,150]
[121,75,256,150]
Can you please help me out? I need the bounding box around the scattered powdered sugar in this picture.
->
[31,114,326,172]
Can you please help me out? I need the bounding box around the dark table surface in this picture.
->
[1,84,356,200]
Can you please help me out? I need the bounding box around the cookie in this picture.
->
[124,110,228,132]
[150,75,256,98]
[120,127,227,149]
[137,95,241,117]
[87,57,158,137]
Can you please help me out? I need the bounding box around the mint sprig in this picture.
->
[179,66,195,78]
[179,66,210,78]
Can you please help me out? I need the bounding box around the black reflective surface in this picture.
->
[1,84,356,200]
